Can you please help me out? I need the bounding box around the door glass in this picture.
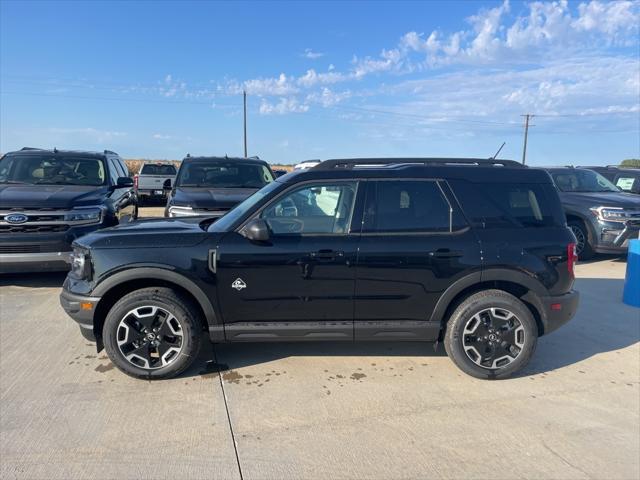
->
[261,182,357,235]
[364,180,451,233]
[615,176,637,192]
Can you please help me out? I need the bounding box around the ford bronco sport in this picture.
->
[60,158,579,380]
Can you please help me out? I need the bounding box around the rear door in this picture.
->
[354,179,481,341]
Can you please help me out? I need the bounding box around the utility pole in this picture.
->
[243,90,248,158]
[521,114,533,165]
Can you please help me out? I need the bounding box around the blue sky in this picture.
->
[1,0,638,165]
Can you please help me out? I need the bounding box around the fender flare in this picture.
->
[93,267,219,326]
[429,268,547,324]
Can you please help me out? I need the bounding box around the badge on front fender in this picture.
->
[231,278,247,291]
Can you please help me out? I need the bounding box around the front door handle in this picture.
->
[310,249,344,261]
[428,249,463,258]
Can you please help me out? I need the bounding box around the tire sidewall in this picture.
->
[568,220,594,260]
[445,292,538,380]
[103,289,200,379]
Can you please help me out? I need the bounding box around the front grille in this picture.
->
[0,245,41,254]
[0,225,69,233]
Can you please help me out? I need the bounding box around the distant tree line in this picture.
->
[620,159,640,168]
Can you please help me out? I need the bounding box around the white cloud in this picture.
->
[302,48,324,59]
[152,133,171,140]
[259,97,310,115]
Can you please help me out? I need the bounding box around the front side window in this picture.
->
[550,169,619,193]
[0,155,106,186]
[176,161,273,188]
[261,182,357,235]
[363,180,452,233]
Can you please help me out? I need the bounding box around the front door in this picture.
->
[215,180,361,341]
[354,179,481,340]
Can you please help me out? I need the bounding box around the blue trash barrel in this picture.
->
[623,239,640,307]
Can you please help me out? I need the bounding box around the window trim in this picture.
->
[361,178,468,236]
[237,179,361,237]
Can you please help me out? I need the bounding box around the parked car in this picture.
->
[272,169,288,178]
[543,166,640,259]
[294,160,321,170]
[0,147,137,273]
[61,158,579,380]
[582,166,640,195]
[134,161,178,204]
[164,155,274,218]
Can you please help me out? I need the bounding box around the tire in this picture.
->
[568,220,594,260]
[444,289,538,380]
[103,287,202,380]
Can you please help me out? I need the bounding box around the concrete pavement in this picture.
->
[0,258,638,479]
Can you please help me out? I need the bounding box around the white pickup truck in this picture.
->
[134,161,178,204]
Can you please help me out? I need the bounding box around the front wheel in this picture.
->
[444,290,538,380]
[568,220,594,260]
[103,287,202,379]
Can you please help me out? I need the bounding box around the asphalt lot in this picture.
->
[1,253,639,479]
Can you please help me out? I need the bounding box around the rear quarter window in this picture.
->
[449,179,563,228]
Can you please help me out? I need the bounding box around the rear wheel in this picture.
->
[103,287,202,379]
[568,220,594,260]
[444,290,538,379]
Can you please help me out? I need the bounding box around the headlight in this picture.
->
[64,207,103,223]
[590,206,629,223]
[69,247,92,280]
[168,205,194,217]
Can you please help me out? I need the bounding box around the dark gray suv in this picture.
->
[544,167,640,259]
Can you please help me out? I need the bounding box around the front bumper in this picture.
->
[60,288,101,341]
[593,220,640,254]
[540,290,580,335]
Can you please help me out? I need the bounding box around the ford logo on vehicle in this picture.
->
[5,213,29,224]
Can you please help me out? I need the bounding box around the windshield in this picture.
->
[176,161,274,188]
[0,155,106,186]
[210,181,282,232]
[550,169,619,193]
[140,164,176,175]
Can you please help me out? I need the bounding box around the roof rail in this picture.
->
[103,149,117,155]
[313,158,525,170]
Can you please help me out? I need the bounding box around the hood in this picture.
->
[172,187,258,209]
[559,190,640,209]
[0,184,109,209]
[74,217,217,250]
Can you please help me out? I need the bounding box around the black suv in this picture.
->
[0,148,138,273]
[543,167,640,259]
[60,158,579,380]
[164,155,274,218]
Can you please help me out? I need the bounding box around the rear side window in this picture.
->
[363,180,455,233]
[140,164,177,176]
[615,175,639,193]
[450,179,563,228]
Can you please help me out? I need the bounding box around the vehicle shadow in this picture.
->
[579,253,626,265]
[183,277,639,379]
[0,272,68,288]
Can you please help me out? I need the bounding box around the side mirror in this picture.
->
[163,178,172,190]
[116,177,134,188]
[242,218,270,242]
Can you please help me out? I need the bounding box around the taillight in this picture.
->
[567,242,577,276]
[134,174,138,189]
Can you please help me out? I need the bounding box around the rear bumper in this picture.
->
[60,288,101,341]
[540,290,580,335]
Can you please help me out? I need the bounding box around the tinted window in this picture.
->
[363,180,452,233]
[549,169,619,193]
[176,161,273,188]
[107,158,120,184]
[615,174,639,192]
[261,182,357,235]
[450,179,563,228]
[140,164,177,176]
[0,155,106,186]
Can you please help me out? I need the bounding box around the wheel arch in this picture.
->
[565,210,595,245]
[92,268,218,348]
[431,270,547,338]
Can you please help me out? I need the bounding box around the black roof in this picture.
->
[6,147,118,158]
[181,155,268,166]
[278,157,552,184]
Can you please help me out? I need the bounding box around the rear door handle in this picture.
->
[310,249,344,261]
[428,249,463,258]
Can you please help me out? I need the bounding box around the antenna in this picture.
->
[490,142,505,159]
